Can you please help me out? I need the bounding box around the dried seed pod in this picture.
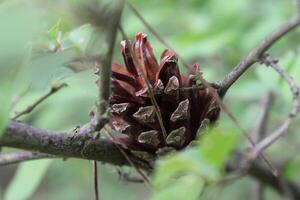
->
[108,32,220,157]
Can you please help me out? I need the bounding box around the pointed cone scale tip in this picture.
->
[111,103,130,115]
[138,130,160,147]
[164,76,179,94]
[170,99,189,122]
[166,127,186,147]
[133,106,156,123]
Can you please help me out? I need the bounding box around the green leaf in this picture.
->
[152,124,239,200]
[4,159,52,200]
[47,18,62,41]
[63,24,93,53]
[151,174,204,200]
[26,50,75,90]
[153,149,217,187]
[199,125,239,170]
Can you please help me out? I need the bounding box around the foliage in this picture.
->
[151,124,239,200]
[0,0,299,200]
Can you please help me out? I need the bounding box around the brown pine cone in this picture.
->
[109,32,220,161]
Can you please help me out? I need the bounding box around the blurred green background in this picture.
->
[0,0,300,199]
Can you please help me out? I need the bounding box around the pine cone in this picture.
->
[109,32,220,161]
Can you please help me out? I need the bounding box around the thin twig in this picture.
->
[249,55,300,159]
[10,86,31,110]
[74,0,125,138]
[249,93,274,200]
[0,151,55,166]
[93,161,99,200]
[216,15,300,97]
[102,127,151,188]
[97,1,124,117]
[251,92,274,144]
[12,83,67,120]
[126,1,178,61]
[118,24,128,40]
[93,2,125,200]
[130,45,168,140]
[197,72,279,175]
[117,168,144,183]
[226,151,300,199]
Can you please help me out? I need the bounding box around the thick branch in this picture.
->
[226,152,300,200]
[217,16,300,96]
[0,121,149,169]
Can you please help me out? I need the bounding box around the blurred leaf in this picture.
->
[256,64,280,91]
[27,50,75,90]
[0,0,44,61]
[199,125,239,170]
[153,148,217,188]
[151,174,204,200]
[152,124,239,200]
[47,18,62,41]
[63,24,93,52]
[4,159,52,200]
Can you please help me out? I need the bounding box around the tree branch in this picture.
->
[75,1,125,138]
[249,92,274,200]
[12,83,67,120]
[226,152,300,200]
[0,120,151,170]
[0,151,55,166]
[251,92,274,144]
[216,15,300,97]
[249,55,300,159]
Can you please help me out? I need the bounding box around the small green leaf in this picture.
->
[4,159,52,200]
[47,18,62,41]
